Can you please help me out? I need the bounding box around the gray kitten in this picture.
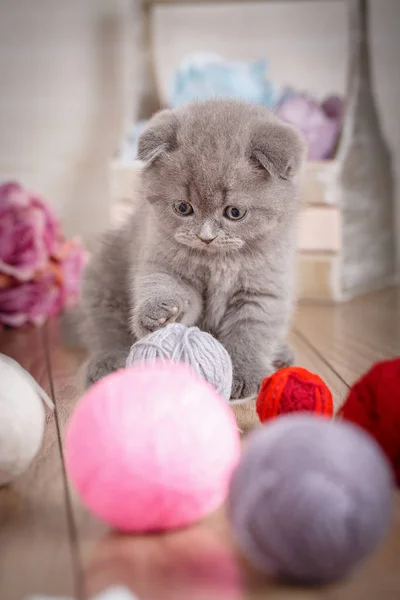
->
[80,99,306,398]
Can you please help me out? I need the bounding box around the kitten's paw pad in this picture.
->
[158,305,179,325]
[273,342,295,370]
[135,297,188,337]
[272,360,285,370]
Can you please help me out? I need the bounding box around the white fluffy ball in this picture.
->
[0,354,52,485]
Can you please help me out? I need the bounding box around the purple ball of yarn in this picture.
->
[228,415,395,584]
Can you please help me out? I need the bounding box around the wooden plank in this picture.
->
[0,324,77,600]
[43,318,109,565]
[295,287,400,386]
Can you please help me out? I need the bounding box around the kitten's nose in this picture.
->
[196,234,216,245]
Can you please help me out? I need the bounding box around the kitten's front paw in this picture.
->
[85,350,127,388]
[273,341,295,370]
[231,361,273,399]
[133,294,189,338]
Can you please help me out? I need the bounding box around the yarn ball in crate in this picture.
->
[228,414,394,584]
[0,353,54,484]
[256,366,333,423]
[65,360,240,532]
[170,53,279,110]
[126,323,233,401]
[339,357,400,485]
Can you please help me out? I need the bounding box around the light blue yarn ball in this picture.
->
[169,53,279,110]
[126,323,233,401]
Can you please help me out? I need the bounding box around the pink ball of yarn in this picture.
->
[65,360,240,532]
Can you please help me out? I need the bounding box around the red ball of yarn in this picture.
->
[256,366,334,423]
[339,358,400,485]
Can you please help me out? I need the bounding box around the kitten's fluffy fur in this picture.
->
[80,99,306,398]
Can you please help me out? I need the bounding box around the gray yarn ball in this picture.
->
[228,414,395,584]
[126,323,233,401]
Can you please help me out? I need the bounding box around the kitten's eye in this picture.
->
[224,206,246,221]
[174,202,194,216]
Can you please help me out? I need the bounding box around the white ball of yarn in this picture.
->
[126,323,233,401]
[0,354,53,485]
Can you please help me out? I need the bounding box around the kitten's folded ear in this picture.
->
[250,119,307,180]
[137,109,179,164]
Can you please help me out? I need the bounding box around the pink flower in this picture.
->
[0,239,88,328]
[0,181,62,282]
[0,271,63,328]
[0,181,88,328]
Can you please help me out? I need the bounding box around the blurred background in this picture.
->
[0,0,399,305]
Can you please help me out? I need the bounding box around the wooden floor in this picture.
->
[1,287,400,600]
